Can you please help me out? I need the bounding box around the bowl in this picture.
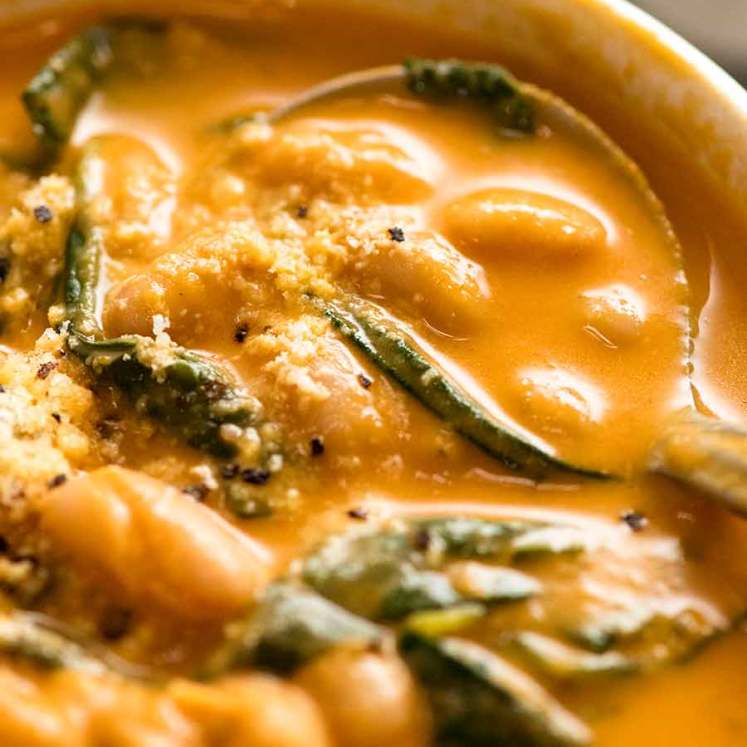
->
[1,1,746,743]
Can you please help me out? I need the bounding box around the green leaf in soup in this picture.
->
[22,21,167,156]
[416,517,532,558]
[400,632,591,747]
[404,603,487,638]
[509,526,589,559]
[447,562,542,602]
[201,583,383,677]
[510,631,637,680]
[0,611,151,680]
[403,57,536,135]
[301,528,412,619]
[22,26,114,152]
[378,568,462,620]
[0,612,106,674]
[301,517,579,620]
[567,602,731,668]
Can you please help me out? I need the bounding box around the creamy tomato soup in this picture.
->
[0,4,746,746]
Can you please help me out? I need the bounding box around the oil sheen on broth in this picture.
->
[0,6,745,747]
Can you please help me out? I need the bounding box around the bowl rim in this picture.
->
[3,0,746,109]
[606,0,747,112]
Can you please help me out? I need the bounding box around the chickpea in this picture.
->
[103,274,168,338]
[295,647,431,747]
[0,667,197,747]
[170,675,332,747]
[86,690,198,747]
[0,666,69,747]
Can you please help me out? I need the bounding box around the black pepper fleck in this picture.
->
[100,608,133,641]
[203,380,226,402]
[33,205,53,223]
[310,436,325,457]
[220,463,240,480]
[413,528,431,551]
[183,483,209,501]
[233,322,249,343]
[48,474,67,489]
[0,257,9,285]
[388,226,405,242]
[96,418,119,438]
[36,361,56,380]
[51,412,61,423]
[296,205,309,219]
[0,384,5,394]
[347,506,368,521]
[357,372,373,389]
[241,468,271,486]
[620,510,648,532]
[366,638,384,654]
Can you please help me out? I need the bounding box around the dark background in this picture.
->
[634,0,747,85]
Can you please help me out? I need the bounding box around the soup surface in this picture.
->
[0,4,747,746]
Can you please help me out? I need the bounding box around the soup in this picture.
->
[0,4,746,746]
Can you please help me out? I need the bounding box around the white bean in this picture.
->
[41,467,271,620]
